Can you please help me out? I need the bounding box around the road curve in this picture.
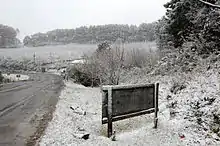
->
[0,73,64,146]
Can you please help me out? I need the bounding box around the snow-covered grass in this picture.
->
[40,81,181,146]
[0,42,156,62]
[0,43,97,61]
[2,73,29,81]
[121,70,220,145]
[39,70,220,146]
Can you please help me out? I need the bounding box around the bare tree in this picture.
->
[70,42,159,86]
[95,45,125,85]
[84,43,125,85]
[198,0,220,9]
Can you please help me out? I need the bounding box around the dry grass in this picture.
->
[0,43,97,61]
[0,42,157,61]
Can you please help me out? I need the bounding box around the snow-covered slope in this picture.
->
[39,70,220,145]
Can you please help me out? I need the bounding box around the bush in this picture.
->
[0,71,3,83]
[69,42,160,86]
[170,81,187,94]
[77,42,125,85]
[0,57,39,72]
[170,74,188,94]
[69,66,100,87]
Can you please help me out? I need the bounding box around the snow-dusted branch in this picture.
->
[199,0,220,9]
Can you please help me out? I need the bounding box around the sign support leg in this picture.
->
[154,83,159,128]
[107,87,113,138]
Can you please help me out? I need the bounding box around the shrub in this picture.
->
[0,57,39,72]
[69,42,160,86]
[69,66,100,87]
[170,74,187,94]
[170,82,187,94]
[0,71,3,83]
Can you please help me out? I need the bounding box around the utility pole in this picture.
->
[33,53,36,63]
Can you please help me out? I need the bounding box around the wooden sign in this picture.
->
[101,83,159,137]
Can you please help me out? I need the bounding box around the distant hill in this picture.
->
[23,23,157,47]
[0,24,21,48]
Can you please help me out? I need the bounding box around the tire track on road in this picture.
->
[0,84,31,93]
[0,73,64,146]
[0,81,56,118]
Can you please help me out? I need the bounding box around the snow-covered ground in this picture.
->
[2,73,29,81]
[39,71,220,146]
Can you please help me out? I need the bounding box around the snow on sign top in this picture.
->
[101,83,155,90]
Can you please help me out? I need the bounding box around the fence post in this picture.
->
[154,83,159,128]
[107,87,113,138]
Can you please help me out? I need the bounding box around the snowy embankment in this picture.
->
[39,81,181,146]
[2,73,29,81]
[39,71,220,146]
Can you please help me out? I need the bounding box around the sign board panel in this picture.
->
[101,83,159,138]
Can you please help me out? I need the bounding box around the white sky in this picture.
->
[0,0,169,39]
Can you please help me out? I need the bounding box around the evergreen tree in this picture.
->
[163,0,220,54]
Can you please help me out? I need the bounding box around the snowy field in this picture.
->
[39,70,220,146]
[0,42,156,61]
[0,43,97,61]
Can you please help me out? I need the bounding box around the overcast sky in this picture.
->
[0,0,169,39]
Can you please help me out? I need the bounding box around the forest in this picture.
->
[23,23,156,47]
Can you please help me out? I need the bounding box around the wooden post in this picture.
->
[154,83,159,128]
[91,72,94,88]
[107,87,113,138]
[33,53,36,63]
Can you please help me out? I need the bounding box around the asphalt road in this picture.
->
[0,73,64,146]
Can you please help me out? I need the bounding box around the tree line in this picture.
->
[3,0,219,51]
[0,24,21,48]
[23,23,157,47]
